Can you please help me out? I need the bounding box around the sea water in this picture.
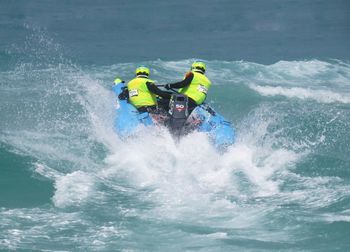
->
[1,1,350,251]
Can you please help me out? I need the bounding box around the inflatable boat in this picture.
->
[112,80,235,150]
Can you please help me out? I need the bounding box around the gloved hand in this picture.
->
[165,84,171,90]
[118,88,128,100]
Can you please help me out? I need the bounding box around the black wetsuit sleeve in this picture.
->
[118,87,129,100]
[146,82,172,99]
[168,72,194,89]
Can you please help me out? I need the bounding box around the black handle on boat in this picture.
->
[156,84,180,93]
[169,88,179,93]
[158,84,215,115]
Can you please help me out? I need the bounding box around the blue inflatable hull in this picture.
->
[112,83,154,137]
[112,82,235,149]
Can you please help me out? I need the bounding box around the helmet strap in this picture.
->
[136,74,149,78]
[192,68,205,74]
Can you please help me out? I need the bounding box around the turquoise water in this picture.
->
[1,1,350,251]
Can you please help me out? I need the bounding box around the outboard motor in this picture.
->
[168,94,189,136]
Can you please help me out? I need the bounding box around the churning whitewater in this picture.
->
[2,0,350,250]
[1,50,350,250]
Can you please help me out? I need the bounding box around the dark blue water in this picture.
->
[1,0,350,65]
[1,1,350,251]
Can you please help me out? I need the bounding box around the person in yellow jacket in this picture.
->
[123,66,171,113]
[164,61,211,112]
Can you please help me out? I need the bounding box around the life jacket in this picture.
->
[127,77,157,108]
[179,71,211,105]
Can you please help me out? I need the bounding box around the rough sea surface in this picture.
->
[1,1,350,251]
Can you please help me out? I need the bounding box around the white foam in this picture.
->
[2,58,349,247]
[34,162,62,180]
[271,60,332,77]
[99,121,302,226]
[52,171,96,208]
[205,232,228,239]
[320,210,350,223]
[250,84,350,104]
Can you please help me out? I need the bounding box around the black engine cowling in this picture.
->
[168,94,189,136]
